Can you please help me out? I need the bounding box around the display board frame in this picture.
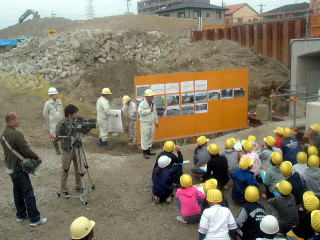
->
[134,69,249,142]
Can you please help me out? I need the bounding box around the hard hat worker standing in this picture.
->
[122,95,137,143]
[138,89,158,159]
[43,87,63,155]
[70,216,95,240]
[96,88,118,150]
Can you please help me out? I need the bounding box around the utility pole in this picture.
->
[257,3,266,14]
[126,0,132,13]
[51,11,56,18]
[86,0,94,19]
[221,0,224,7]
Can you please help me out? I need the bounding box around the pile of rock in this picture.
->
[0,29,179,83]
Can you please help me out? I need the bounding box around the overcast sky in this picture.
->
[0,0,306,30]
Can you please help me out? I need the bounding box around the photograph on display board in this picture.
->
[156,107,166,118]
[195,80,207,91]
[208,90,221,100]
[167,105,181,117]
[195,103,208,114]
[181,81,194,92]
[234,88,246,98]
[154,95,166,107]
[195,91,208,102]
[165,83,179,94]
[221,89,233,99]
[182,104,194,115]
[136,97,144,106]
[181,92,194,104]
[151,84,165,95]
[136,85,150,97]
[166,94,180,106]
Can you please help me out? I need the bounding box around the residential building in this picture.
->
[225,3,259,24]
[156,2,227,25]
[263,2,310,20]
[137,0,210,15]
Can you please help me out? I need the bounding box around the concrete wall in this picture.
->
[159,9,225,25]
[290,39,320,117]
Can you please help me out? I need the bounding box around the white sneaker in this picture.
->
[16,216,27,222]
[30,218,48,227]
[176,215,188,224]
[153,196,160,204]
[166,195,172,203]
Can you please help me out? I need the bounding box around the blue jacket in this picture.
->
[152,167,173,199]
[287,172,304,205]
[232,168,259,204]
[281,137,301,164]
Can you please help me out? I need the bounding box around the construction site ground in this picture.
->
[0,15,293,239]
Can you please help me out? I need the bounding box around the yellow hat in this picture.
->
[308,155,320,168]
[283,128,294,138]
[225,138,235,149]
[279,161,293,177]
[180,174,192,188]
[245,186,260,202]
[144,89,154,96]
[276,180,292,196]
[242,140,254,152]
[70,216,95,240]
[263,136,276,147]
[273,127,284,135]
[207,144,219,155]
[163,141,175,152]
[271,152,283,165]
[248,135,257,142]
[303,194,320,212]
[297,152,308,164]
[308,146,319,156]
[197,136,209,146]
[311,210,320,233]
[304,191,316,197]
[122,95,131,104]
[203,179,218,193]
[206,189,223,203]
[311,124,320,132]
[101,88,112,95]
[239,157,255,170]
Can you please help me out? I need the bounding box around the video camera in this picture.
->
[63,116,96,137]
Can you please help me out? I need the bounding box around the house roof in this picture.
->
[156,2,227,13]
[264,2,309,15]
[225,3,258,16]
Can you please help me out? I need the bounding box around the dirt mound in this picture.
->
[0,17,76,39]
[64,61,138,105]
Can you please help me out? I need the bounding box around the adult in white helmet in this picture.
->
[70,216,95,240]
[256,215,285,240]
[43,87,63,155]
[96,88,118,150]
[138,89,158,159]
[122,95,137,143]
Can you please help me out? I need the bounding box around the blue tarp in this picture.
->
[0,36,33,47]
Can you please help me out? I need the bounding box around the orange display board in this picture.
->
[135,69,249,142]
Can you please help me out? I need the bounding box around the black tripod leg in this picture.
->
[80,147,95,189]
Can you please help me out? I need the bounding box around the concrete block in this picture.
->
[306,102,320,130]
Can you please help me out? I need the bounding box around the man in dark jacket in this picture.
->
[281,127,301,164]
[0,112,47,227]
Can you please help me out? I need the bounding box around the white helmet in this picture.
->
[48,87,58,95]
[158,156,171,168]
[260,215,279,235]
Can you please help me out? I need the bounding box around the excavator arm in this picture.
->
[19,9,40,23]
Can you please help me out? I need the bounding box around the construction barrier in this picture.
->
[134,69,249,142]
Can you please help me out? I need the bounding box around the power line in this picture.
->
[257,3,266,14]
[86,0,94,19]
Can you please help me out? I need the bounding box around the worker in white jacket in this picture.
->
[122,95,137,143]
[96,88,118,150]
[138,89,158,159]
[43,87,63,155]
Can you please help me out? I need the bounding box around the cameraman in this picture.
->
[56,104,82,198]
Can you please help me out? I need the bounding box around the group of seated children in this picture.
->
[151,123,320,240]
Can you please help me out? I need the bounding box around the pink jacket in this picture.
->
[176,187,206,217]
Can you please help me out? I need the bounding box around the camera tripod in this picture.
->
[57,132,95,206]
